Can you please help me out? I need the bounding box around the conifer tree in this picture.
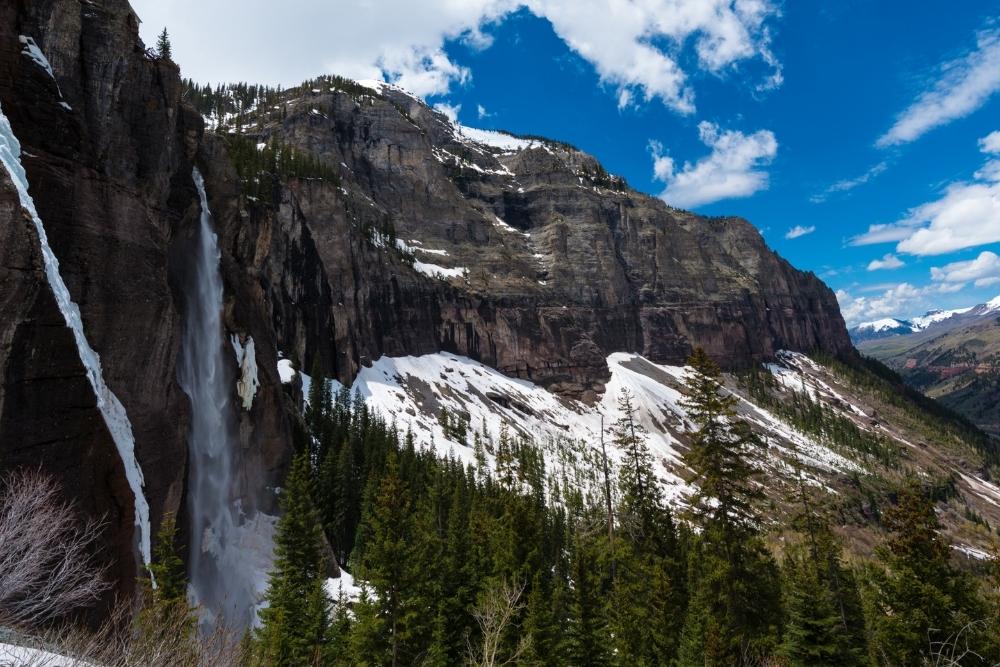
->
[255,452,328,666]
[156,28,172,61]
[677,348,780,665]
[681,348,764,533]
[606,389,686,663]
[781,480,867,666]
[138,512,196,647]
[356,451,417,667]
[147,512,189,614]
[864,481,987,665]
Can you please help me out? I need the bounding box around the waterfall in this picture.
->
[179,168,270,628]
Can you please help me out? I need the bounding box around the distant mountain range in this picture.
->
[856,295,1000,436]
[849,296,1000,343]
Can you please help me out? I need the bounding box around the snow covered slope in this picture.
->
[287,348,1000,554]
[298,351,879,509]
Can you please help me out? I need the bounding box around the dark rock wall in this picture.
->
[234,86,853,399]
[0,0,852,611]
[0,0,293,608]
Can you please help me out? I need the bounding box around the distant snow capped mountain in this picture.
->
[910,307,974,331]
[849,295,1000,345]
[849,318,916,343]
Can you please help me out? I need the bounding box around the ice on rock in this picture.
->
[0,102,150,567]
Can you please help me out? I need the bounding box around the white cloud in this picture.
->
[810,161,888,203]
[785,225,815,240]
[476,104,492,119]
[930,251,1000,287]
[132,0,781,110]
[651,121,778,208]
[836,282,965,326]
[851,131,1000,255]
[433,102,462,122]
[876,27,1000,147]
[867,253,905,271]
[981,130,1000,154]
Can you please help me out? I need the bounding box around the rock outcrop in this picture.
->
[0,0,292,611]
[213,80,852,400]
[0,0,852,612]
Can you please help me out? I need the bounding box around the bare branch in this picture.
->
[0,470,110,627]
[466,579,530,667]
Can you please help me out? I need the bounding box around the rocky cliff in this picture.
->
[0,0,293,613]
[200,78,853,402]
[0,0,852,613]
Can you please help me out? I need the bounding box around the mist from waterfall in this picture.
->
[178,168,262,628]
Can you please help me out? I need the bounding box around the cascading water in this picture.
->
[178,168,266,628]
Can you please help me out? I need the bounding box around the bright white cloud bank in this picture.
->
[931,251,1000,288]
[132,0,780,110]
[851,130,1000,255]
[650,121,778,208]
[836,282,964,326]
[877,27,1000,147]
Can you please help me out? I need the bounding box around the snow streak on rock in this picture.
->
[0,103,151,566]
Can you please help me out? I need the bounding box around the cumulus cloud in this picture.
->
[836,282,964,326]
[850,131,1000,255]
[650,121,778,208]
[785,225,815,239]
[981,130,1000,154]
[867,253,905,271]
[810,161,888,203]
[930,251,1000,287]
[132,0,781,109]
[876,27,1000,147]
[476,104,492,119]
[433,102,462,122]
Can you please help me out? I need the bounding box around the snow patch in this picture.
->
[856,318,911,333]
[0,102,151,567]
[325,568,365,604]
[952,543,991,561]
[455,125,535,152]
[0,641,95,666]
[277,358,296,384]
[231,335,260,411]
[19,36,54,80]
[413,261,467,280]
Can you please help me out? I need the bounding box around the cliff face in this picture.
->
[216,81,852,400]
[0,0,293,608]
[0,0,851,609]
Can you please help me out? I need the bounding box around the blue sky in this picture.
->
[134,0,1000,325]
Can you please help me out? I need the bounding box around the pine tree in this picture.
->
[612,389,664,548]
[156,28,172,61]
[864,481,987,665]
[356,451,417,667]
[781,480,867,666]
[138,512,196,650]
[147,512,188,612]
[680,348,764,533]
[323,589,355,666]
[255,453,328,666]
[677,349,780,665]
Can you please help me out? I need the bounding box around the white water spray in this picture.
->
[179,168,269,628]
